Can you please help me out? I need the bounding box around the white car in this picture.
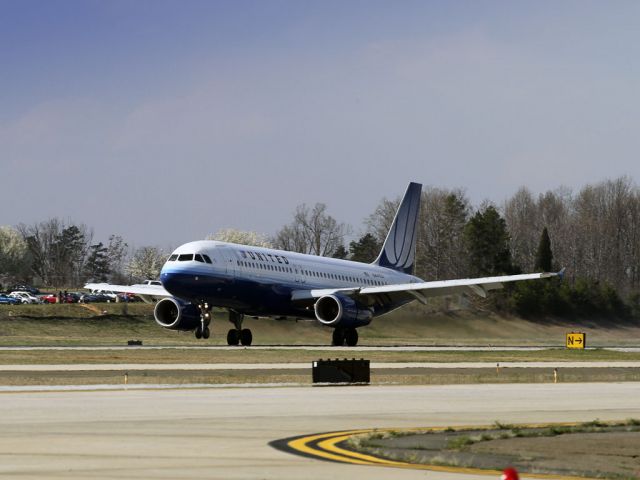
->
[90,289,118,301]
[9,291,42,304]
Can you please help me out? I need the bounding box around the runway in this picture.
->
[1,383,639,479]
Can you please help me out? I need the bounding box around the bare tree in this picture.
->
[126,246,165,281]
[417,188,470,280]
[0,226,31,282]
[501,176,640,296]
[274,203,349,256]
[17,219,92,286]
[365,197,400,244]
[207,228,272,248]
[106,235,129,282]
[503,187,540,272]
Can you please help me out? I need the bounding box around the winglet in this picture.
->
[557,267,566,281]
[372,182,422,274]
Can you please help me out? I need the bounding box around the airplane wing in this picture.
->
[84,282,171,304]
[291,270,563,305]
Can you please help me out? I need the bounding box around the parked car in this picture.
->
[80,293,109,303]
[141,280,162,286]
[9,291,43,304]
[8,284,40,295]
[40,294,58,304]
[65,292,82,303]
[120,293,141,302]
[89,289,118,302]
[0,294,21,305]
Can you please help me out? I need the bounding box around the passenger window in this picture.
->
[202,255,212,264]
[178,254,193,261]
[195,254,205,263]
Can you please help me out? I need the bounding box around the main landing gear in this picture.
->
[332,327,358,347]
[194,302,211,340]
[227,311,252,346]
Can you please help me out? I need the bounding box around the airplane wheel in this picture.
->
[345,328,358,347]
[203,327,210,339]
[240,329,252,346]
[227,329,240,346]
[332,328,345,346]
[195,327,203,339]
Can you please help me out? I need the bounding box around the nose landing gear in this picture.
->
[195,302,212,340]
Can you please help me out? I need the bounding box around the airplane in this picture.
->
[86,182,562,346]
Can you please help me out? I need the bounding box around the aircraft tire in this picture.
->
[195,327,203,339]
[332,328,345,346]
[240,329,253,346]
[345,328,358,347]
[227,329,240,346]
[203,327,210,339]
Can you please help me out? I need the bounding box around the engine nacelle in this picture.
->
[154,297,201,331]
[314,294,373,328]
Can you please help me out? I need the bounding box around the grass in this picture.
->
[444,419,640,450]
[0,369,309,386]
[3,366,640,387]
[2,302,640,347]
[2,347,640,365]
[347,421,640,479]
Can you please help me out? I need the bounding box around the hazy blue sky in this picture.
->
[2,1,640,248]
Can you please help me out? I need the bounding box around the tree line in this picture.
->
[2,176,639,319]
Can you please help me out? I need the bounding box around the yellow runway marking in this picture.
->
[276,424,591,479]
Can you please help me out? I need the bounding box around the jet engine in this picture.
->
[154,297,201,331]
[313,294,373,328]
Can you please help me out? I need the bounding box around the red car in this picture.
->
[40,293,79,304]
[40,294,58,304]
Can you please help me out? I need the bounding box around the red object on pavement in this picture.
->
[502,468,519,480]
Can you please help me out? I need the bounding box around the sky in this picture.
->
[2,0,640,249]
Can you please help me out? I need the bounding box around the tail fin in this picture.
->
[372,182,422,274]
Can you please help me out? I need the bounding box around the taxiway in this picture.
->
[1,382,639,479]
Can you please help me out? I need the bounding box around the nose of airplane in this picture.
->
[160,270,185,297]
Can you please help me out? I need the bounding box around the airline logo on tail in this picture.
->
[373,182,422,274]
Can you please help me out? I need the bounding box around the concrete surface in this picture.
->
[1,382,639,479]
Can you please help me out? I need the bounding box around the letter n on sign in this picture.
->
[566,332,586,349]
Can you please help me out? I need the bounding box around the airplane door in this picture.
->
[217,247,235,278]
[294,264,305,284]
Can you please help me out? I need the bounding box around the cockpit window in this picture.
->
[178,254,193,261]
[194,254,205,263]
[168,254,178,261]
[202,254,212,264]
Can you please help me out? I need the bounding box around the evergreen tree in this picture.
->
[464,205,514,276]
[534,227,553,272]
[84,243,110,282]
[349,233,381,263]
[331,244,349,259]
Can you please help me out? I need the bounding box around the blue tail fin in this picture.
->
[372,182,422,274]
